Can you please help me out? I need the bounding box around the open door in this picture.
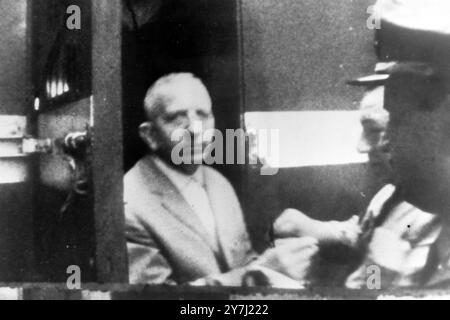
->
[29,0,127,283]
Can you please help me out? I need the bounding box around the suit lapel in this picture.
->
[139,156,217,251]
[203,169,238,268]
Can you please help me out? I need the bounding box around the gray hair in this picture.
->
[143,73,210,120]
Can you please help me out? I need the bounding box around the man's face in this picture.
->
[151,82,215,165]
[357,87,393,183]
[384,70,450,212]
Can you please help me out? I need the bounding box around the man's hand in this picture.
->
[273,208,309,238]
[325,215,361,247]
[274,208,361,246]
[254,237,319,281]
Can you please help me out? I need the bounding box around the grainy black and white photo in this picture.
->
[1,0,450,302]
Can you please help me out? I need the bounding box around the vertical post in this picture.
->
[91,0,128,283]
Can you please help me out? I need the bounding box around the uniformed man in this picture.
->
[360,0,450,287]
[274,0,450,286]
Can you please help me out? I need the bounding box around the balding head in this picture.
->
[143,73,212,121]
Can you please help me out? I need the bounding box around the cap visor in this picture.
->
[346,74,389,86]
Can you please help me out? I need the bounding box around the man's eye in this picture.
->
[197,110,211,119]
[164,113,184,122]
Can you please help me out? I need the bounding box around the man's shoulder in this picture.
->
[124,155,161,197]
[125,155,158,179]
[123,156,167,222]
[202,165,234,188]
[202,165,224,178]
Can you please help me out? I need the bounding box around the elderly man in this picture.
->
[124,72,318,286]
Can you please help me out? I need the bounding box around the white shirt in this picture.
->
[152,157,219,251]
[346,184,442,288]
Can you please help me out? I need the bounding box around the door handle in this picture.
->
[62,131,91,159]
[21,130,91,157]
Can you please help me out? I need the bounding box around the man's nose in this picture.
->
[186,114,204,136]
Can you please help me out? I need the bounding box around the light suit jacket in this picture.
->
[124,155,256,285]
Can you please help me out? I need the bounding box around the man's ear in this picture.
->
[139,122,159,151]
